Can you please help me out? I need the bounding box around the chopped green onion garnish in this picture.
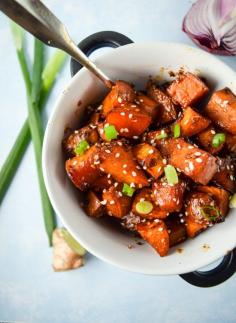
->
[104,125,118,141]
[136,201,153,214]
[173,124,181,138]
[164,165,179,185]
[122,183,135,197]
[229,194,236,208]
[74,140,89,155]
[155,131,168,140]
[200,205,220,222]
[212,133,225,148]
[60,228,86,256]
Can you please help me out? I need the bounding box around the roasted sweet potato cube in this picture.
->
[102,185,131,218]
[213,158,235,193]
[185,192,216,238]
[166,138,217,185]
[204,88,236,135]
[147,83,177,124]
[179,106,210,137]
[152,180,186,213]
[167,72,209,108]
[132,188,169,219]
[86,191,104,217]
[196,126,225,155]
[65,145,101,191]
[136,93,159,120]
[106,104,151,138]
[226,133,236,156]
[133,143,164,179]
[146,129,171,156]
[165,215,187,247]
[137,220,169,257]
[91,175,114,192]
[63,126,99,157]
[197,186,230,218]
[102,80,136,115]
[99,142,149,188]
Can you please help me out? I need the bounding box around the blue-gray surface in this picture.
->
[0,1,236,322]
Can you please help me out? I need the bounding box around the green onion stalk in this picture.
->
[0,22,67,245]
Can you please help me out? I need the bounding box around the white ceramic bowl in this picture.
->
[42,42,236,275]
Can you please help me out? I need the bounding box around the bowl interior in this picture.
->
[43,42,236,275]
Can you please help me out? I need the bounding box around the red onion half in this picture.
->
[183,0,236,55]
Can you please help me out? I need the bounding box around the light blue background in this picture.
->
[0,1,236,322]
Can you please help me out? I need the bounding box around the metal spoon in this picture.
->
[0,0,114,89]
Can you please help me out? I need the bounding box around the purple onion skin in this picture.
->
[182,0,236,56]
[182,20,235,56]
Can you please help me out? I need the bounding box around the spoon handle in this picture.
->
[0,0,113,88]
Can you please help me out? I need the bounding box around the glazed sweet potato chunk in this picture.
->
[99,142,149,188]
[86,191,104,217]
[137,220,169,257]
[167,72,209,108]
[136,93,159,120]
[197,186,230,218]
[147,83,177,124]
[146,129,171,157]
[132,188,169,219]
[102,185,131,218]
[165,138,217,185]
[204,88,236,135]
[178,106,210,137]
[91,175,114,192]
[133,143,164,179]
[102,80,136,115]
[196,126,225,155]
[63,126,99,157]
[213,158,235,193]
[106,104,151,138]
[185,192,217,238]
[226,133,236,156]
[165,216,187,247]
[152,180,186,213]
[65,145,101,191]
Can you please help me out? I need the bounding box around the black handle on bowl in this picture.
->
[180,249,236,287]
[70,31,133,77]
[70,31,236,287]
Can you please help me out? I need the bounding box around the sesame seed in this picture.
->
[211,130,216,134]
[94,160,100,165]
[154,219,160,223]
[194,152,201,156]
[72,160,77,165]
[117,141,122,146]
[129,113,133,119]
[189,161,194,170]
[188,145,194,149]
[120,112,125,116]
[230,175,234,180]
[123,164,127,168]
[107,174,111,178]
[173,198,177,202]
[136,165,141,169]
[158,227,163,232]
[117,97,122,103]
[196,158,202,163]
[101,200,107,205]
[130,183,135,188]
[110,200,115,205]
[123,170,127,174]
[139,99,144,103]
[105,149,111,154]
[143,166,147,170]
[226,165,230,170]
[115,153,120,158]
[185,166,190,172]
[180,219,185,223]
[118,192,122,197]
[131,104,137,108]
[177,144,181,149]
[132,171,137,177]
[108,180,112,184]
[148,149,154,154]
[163,159,167,165]
[140,198,145,202]
[100,167,105,172]
[133,136,139,139]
